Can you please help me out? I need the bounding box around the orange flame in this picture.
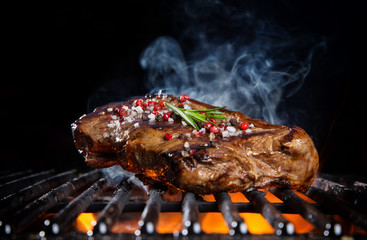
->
[76,213,97,233]
[156,213,182,233]
[74,190,319,235]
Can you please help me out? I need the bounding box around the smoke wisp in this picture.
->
[140,1,325,125]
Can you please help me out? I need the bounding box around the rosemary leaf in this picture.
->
[207,115,227,119]
[165,102,199,130]
[188,107,226,112]
[165,101,226,130]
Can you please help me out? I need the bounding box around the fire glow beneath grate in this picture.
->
[75,191,315,235]
[1,169,366,237]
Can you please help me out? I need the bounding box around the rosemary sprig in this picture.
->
[165,102,227,130]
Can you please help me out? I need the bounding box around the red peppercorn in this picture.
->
[209,118,216,124]
[193,131,202,137]
[240,122,249,130]
[163,112,171,121]
[153,111,158,115]
[165,133,173,140]
[219,123,226,130]
[204,122,213,130]
[153,104,161,111]
[189,149,196,155]
[200,112,207,115]
[135,99,143,107]
[180,94,190,102]
[160,100,166,107]
[116,108,127,116]
[209,126,219,133]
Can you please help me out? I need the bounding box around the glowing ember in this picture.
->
[293,191,316,203]
[261,190,283,203]
[229,192,249,202]
[200,213,229,234]
[76,213,97,233]
[156,213,182,233]
[111,213,140,233]
[73,190,328,235]
[240,213,274,234]
[283,214,315,234]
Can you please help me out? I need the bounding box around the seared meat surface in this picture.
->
[72,94,318,194]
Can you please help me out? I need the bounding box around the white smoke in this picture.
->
[139,1,325,125]
[101,165,147,192]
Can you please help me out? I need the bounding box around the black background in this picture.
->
[2,1,366,176]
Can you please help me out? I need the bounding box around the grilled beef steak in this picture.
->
[72,94,319,194]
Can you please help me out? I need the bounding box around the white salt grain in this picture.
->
[222,130,229,138]
[227,126,236,133]
[181,151,189,157]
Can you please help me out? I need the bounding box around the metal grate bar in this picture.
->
[214,192,248,235]
[270,188,341,236]
[0,169,367,238]
[243,189,294,236]
[0,170,33,185]
[44,178,107,235]
[0,170,54,199]
[0,170,77,217]
[94,180,132,235]
[135,188,162,236]
[4,170,102,234]
[307,186,367,231]
[181,192,201,235]
[313,177,367,211]
[136,188,162,235]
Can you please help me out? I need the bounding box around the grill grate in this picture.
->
[0,169,366,239]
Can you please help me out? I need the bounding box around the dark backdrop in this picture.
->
[2,1,366,176]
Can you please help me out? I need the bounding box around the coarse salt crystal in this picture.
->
[185,133,191,138]
[130,111,137,117]
[135,106,143,113]
[183,104,192,110]
[107,107,113,112]
[148,113,155,121]
[111,115,117,120]
[227,126,236,133]
[182,121,187,126]
[168,118,174,122]
[184,141,190,149]
[103,132,109,138]
[245,129,252,133]
[181,151,189,157]
[222,130,229,138]
[126,117,134,122]
[249,123,254,128]
[134,123,139,128]
[209,132,215,141]
[199,128,206,133]
[107,123,115,128]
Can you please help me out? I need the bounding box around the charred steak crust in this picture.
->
[72,94,319,194]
